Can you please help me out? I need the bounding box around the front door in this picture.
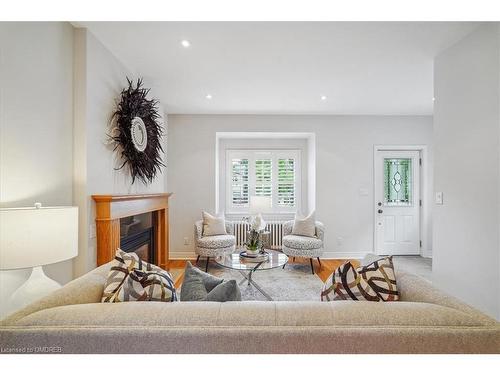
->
[375,150,420,255]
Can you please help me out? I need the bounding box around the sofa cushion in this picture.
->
[205,280,241,302]
[321,257,399,302]
[101,249,177,303]
[197,234,235,249]
[282,235,322,249]
[11,300,490,329]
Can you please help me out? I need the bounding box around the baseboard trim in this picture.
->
[169,251,197,260]
[320,251,367,260]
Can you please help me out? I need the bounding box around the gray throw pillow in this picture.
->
[180,262,223,301]
[180,271,209,301]
[186,261,224,290]
[180,262,241,302]
[205,280,241,302]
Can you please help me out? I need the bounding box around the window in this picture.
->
[278,158,295,206]
[231,158,249,206]
[226,150,300,213]
[384,158,412,206]
[255,158,272,199]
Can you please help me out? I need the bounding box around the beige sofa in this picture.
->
[1,262,499,354]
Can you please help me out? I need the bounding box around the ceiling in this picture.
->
[83,22,480,115]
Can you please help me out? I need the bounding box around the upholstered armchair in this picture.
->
[194,220,236,272]
[281,220,324,274]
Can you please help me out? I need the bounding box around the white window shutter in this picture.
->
[277,158,295,207]
[255,158,272,202]
[231,158,249,206]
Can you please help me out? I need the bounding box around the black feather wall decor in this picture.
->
[110,78,165,184]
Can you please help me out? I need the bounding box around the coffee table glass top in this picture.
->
[215,249,288,271]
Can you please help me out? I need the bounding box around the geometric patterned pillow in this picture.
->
[321,256,399,302]
[101,249,177,303]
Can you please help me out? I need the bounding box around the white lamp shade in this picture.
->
[249,196,272,214]
[0,206,78,270]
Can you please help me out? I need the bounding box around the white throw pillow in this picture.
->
[292,211,316,237]
[202,211,227,236]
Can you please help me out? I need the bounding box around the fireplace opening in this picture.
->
[120,212,155,264]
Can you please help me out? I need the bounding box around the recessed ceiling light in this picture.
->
[432,97,436,102]
[206,94,213,100]
[320,95,327,101]
[181,40,191,48]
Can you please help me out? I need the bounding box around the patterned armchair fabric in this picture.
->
[282,220,325,259]
[283,235,323,251]
[282,220,324,240]
[194,220,236,258]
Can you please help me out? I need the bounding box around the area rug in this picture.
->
[206,262,324,301]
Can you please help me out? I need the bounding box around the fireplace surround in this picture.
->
[92,193,172,269]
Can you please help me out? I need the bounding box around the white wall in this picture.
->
[167,115,433,259]
[0,22,74,317]
[433,23,500,319]
[73,29,168,276]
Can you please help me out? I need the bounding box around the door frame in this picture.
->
[373,145,430,257]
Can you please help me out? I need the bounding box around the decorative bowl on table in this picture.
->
[239,250,269,263]
[244,247,260,257]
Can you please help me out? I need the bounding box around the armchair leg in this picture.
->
[310,258,314,274]
[205,257,210,273]
[282,263,286,269]
[196,255,200,265]
[317,257,321,268]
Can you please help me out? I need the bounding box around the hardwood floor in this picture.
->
[166,257,359,287]
[286,257,359,282]
[166,260,192,288]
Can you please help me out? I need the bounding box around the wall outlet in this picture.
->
[183,237,190,245]
[89,224,96,239]
[435,192,443,205]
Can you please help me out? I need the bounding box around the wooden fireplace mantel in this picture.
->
[92,193,172,268]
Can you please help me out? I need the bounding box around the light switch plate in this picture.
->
[89,224,96,239]
[435,192,443,205]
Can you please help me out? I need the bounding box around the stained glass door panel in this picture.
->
[383,158,412,206]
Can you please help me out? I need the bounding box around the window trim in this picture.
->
[225,149,301,215]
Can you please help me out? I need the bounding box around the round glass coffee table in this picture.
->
[215,249,288,301]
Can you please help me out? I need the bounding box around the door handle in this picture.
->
[378,209,383,214]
